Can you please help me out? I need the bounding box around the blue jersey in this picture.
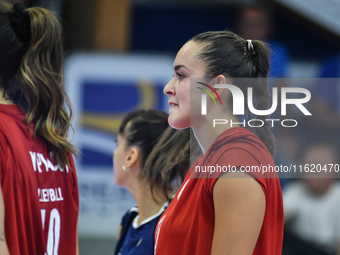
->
[114,202,169,255]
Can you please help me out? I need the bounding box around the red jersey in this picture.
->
[154,127,283,255]
[0,104,79,255]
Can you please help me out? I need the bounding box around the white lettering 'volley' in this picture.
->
[29,151,69,173]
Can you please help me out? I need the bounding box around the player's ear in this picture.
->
[213,75,233,101]
[125,146,140,169]
[215,75,227,85]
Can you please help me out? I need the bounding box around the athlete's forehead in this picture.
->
[173,41,205,76]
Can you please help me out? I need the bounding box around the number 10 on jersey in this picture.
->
[41,208,61,255]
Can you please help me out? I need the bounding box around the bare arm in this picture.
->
[211,172,266,255]
[117,225,123,240]
[0,184,10,255]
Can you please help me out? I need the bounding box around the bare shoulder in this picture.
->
[211,172,266,255]
[213,172,265,201]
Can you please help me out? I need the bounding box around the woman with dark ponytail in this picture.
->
[0,2,78,254]
[113,109,200,255]
[155,31,284,255]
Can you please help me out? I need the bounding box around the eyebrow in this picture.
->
[174,65,188,72]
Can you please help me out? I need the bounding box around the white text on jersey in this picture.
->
[29,151,69,173]
[38,187,64,202]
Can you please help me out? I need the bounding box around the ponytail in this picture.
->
[143,127,200,203]
[249,41,276,156]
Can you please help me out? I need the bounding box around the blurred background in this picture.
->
[7,0,340,254]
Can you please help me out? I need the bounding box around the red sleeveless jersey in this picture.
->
[0,104,79,255]
[154,127,283,255]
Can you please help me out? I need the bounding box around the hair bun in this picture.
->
[10,3,31,43]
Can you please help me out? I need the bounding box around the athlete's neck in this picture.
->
[136,187,165,226]
[192,115,240,154]
[129,181,168,226]
[137,202,163,226]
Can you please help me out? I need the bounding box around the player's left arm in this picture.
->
[211,171,265,255]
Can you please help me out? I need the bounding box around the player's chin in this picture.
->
[168,114,190,130]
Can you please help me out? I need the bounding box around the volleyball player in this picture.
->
[0,2,79,254]
[154,31,284,255]
[114,109,200,255]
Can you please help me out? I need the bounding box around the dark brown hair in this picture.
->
[118,109,198,202]
[189,30,275,156]
[0,2,77,167]
[144,126,200,202]
[118,109,169,168]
